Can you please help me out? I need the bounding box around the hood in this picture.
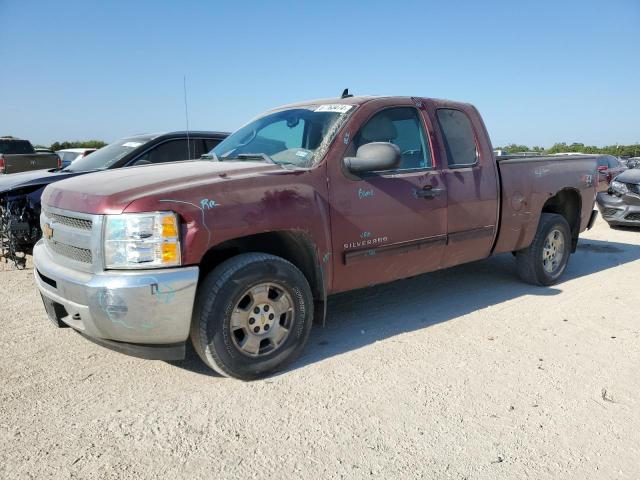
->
[42,160,284,214]
[0,168,80,194]
[614,169,640,184]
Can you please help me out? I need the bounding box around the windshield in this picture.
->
[210,104,355,168]
[65,137,151,172]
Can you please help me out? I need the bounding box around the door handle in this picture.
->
[414,186,444,199]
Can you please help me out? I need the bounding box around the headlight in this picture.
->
[610,181,629,196]
[104,212,181,269]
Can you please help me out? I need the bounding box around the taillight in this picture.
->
[0,155,5,174]
[57,155,62,169]
[596,165,607,172]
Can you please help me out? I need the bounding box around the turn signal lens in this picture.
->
[162,243,179,263]
[162,215,179,238]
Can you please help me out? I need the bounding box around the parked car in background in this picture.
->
[56,148,98,168]
[597,169,640,227]
[623,157,640,169]
[0,130,228,266]
[0,137,60,174]
[596,155,627,192]
[33,95,598,379]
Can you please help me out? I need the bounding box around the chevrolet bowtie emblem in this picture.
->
[43,222,54,240]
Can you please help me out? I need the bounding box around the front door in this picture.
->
[328,104,448,293]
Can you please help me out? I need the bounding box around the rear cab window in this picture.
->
[436,109,478,167]
[0,140,34,154]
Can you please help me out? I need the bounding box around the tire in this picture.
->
[190,253,314,380]
[516,213,572,286]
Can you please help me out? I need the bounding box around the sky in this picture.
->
[0,0,638,148]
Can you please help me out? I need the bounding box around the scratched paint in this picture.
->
[96,288,131,328]
[322,252,331,263]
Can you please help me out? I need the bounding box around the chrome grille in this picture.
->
[602,208,619,217]
[625,212,640,221]
[46,212,92,230]
[45,238,92,263]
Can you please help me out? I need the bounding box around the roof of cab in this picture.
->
[267,95,477,113]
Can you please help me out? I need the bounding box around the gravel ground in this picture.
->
[1,217,638,480]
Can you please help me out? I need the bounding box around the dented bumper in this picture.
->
[33,240,198,359]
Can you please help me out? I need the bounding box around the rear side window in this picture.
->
[204,138,222,151]
[0,140,34,154]
[608,157,621,168]
[354,107,432,170]
[137,139,205,164]
[436,109,478,167]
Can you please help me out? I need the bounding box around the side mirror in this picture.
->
[343,142,401,174]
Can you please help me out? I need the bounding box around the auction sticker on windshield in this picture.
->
[314,104,353,113]
[122,142,144,148]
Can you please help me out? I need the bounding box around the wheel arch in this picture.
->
[197,230,327,324]
[541,188,582,252]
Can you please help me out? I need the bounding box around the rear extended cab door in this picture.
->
[424,101,500,268]
[326,98,448,293]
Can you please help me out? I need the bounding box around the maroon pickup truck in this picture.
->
[34,96,598,379]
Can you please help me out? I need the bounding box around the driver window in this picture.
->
[354,107,432,171]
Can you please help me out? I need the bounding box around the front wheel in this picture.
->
[516,213,572,286]
[190,253,313,380]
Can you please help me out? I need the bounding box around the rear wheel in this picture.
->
[191,253,313,380]
[516,213,572,286]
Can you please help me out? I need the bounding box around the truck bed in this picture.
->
[492,155,599,254]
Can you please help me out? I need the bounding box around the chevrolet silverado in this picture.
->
[33,96,599,379]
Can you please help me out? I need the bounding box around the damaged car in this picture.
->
[597,168,640,228]
[0,131,227,267]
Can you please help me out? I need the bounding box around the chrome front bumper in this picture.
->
[33,240,199,357]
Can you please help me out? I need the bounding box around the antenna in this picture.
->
[341,88,353,99]
[183,75,192,159]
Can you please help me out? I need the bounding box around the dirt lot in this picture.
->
[0,217,638,479]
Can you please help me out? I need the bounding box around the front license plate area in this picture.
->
[40,294,69,328]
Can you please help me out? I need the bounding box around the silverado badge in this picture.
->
[43,222,54,240]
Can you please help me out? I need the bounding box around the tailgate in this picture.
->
[2,154,59,174]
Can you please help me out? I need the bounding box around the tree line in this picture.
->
[48,140,108,151]
[496,143,640,158]
[35,139,640,158]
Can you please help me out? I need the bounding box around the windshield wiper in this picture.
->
[201,152,219,162]
[233,153,277,165]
